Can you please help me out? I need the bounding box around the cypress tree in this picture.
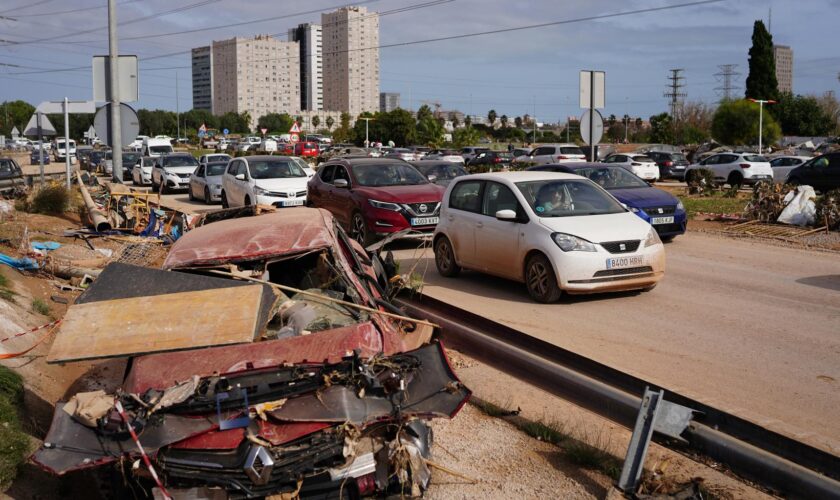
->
[745,20,779,101]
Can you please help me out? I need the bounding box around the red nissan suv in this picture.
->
[307,158,445,245]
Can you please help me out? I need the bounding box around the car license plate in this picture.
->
[650,216,674,225]
[282,199,305,207]
[410,217,439,226]
[606,255,646,270]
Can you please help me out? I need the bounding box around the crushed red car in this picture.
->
[33,207,470,499]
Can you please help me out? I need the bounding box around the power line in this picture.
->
[12,0,141,18]
[713,63,739,100]
[663,68,686,118]
[0,0,57,15]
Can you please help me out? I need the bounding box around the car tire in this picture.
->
[525,253,561,303]
[221,191,229,208]
[351,211,373,247]
[641,284,657,292]
[160,181,169,195]
[727,171,743,189]
[188,187,195,201]
[244,195,252,207]
[434,236,461,277]
[204,187,211,204]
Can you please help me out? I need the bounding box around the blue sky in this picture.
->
[1,0,838,123]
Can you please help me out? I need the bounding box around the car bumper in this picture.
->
[552,243,666,294]
[255,194,307,208]
[665,167,687,180]
[364,207,438,236]
[635,210,688,237]
[165,177,190,189]
[743,174,773,185]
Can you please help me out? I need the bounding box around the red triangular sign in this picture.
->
[289,122,301,133]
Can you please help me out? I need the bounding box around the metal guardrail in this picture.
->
[395,294,840,499]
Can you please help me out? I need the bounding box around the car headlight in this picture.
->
[676,200,684,211]
[253,186,269,196]
[369,199,402,211]
[644,227,662,247]
[628,206,640,213]
[551,232,597,252]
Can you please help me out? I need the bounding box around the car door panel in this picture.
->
[330,166,354,227]
[446,180,484,267]
[474,182,522,279]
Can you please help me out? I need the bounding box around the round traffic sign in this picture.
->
[290,133,300,143]
[580,109,604,145]
[223,128,229,135]
[93,103,140,147]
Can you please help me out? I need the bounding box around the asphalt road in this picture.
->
[388,232,840,456]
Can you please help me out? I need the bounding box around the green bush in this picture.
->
[815,188,840,230]
[28,184,69,214]
[31,298,50,316]
[685,168,717,196]
[0,366,28,490]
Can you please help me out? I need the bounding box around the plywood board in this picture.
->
[48,285,263,363]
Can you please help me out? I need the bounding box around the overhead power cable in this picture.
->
[0,0,57,15]
[12,0,141,18]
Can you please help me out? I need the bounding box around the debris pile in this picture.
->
[815,188,840,230]
[30,207,470,498]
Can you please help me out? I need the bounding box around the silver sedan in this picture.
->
[189,161,227,204]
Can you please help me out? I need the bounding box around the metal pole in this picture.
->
[176,71,180,145]
[37,113,44,187]
[63,97,71,189]
[758,101,763,154]
[566,116,570,143]
[365,119,369,147]
[590,84,597,160]
[108,0,123,182]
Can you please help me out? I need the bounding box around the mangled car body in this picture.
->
[34,207,470,499]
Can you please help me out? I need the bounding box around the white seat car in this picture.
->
[769,155,810,183]
[526,143,586,165]
[151,153,200,193]
[132,156,155,185]
[221,155,309,208]
[433,171,665,302]
[685,152,773,188]
[603,154,660,181]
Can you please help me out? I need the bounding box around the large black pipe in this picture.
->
[396,295,840,499]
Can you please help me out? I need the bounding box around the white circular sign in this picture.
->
[580,109,604,145]
[290,133,300,143]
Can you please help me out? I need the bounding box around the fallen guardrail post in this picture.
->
[618,387,696,493]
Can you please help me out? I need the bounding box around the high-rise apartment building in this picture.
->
[774,45,793,94]
[191,46,213,113]
[288,23,323,111]
[322,6,379,117]
[211,35,300,126]
[379,92,400,112]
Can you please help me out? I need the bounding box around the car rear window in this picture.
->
[743,155,767,162]
[632,156,654,162]
[671,153,687,161]
[560,147,584,155]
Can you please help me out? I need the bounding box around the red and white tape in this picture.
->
[114,400,172,500]
[0,319,61,344]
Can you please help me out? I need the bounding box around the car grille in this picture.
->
[267,190,307,198]
[593,266,653,277]
[653,223,684,234]
[177,173,191,179]
[644,205,676,215]
[401,202,440,217]
[600,240,640,254]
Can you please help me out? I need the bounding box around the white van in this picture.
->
[143,137,174,158]
[130,135,150,151]
[259,138,278,153]
[53,139,77,161]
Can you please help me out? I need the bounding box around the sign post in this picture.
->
[24,112,57,187]
[580,70,605,161]
[35,101,93,188]
[289,122,301,144]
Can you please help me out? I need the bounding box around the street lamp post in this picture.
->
[748,98,776,154]
[359,117,373,147]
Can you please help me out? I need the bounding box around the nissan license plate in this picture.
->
[650,216,674,225]
[606,255,645,270]
[410,217,439,226]
[282,199,305,207]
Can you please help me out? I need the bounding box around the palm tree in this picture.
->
[312,116,321,129]
[464,115,472,128]
[514,116,523,128]
[487,109,497,126]
[500,115,508,128]
[326,116,334,131]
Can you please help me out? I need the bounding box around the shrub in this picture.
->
[31,298,50,316]
[0,366,29,490]
[27,184,69,214]
[815,188,840,230]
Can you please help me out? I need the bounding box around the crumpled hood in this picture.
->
[538,211,651,243]
[353,184,444,204]
[608,187,678,209]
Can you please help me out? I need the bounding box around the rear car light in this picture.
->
[632,162,641,166]
[493,157,502,163]
[557,155,568,160]
[739,163,751,169]
[663,160,673,167]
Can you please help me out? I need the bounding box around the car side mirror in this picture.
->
[333,178,349,188]
[235,173,245,181]
[427,174,437,182]
[495,209,517,221]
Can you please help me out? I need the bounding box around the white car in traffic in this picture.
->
[603,154,660,181]
[526,143,587,165]
[685,152,773,188]
[198,153,232,164]
[433,171,665,302]
[769,155,810,183]
[221,155,309,208]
